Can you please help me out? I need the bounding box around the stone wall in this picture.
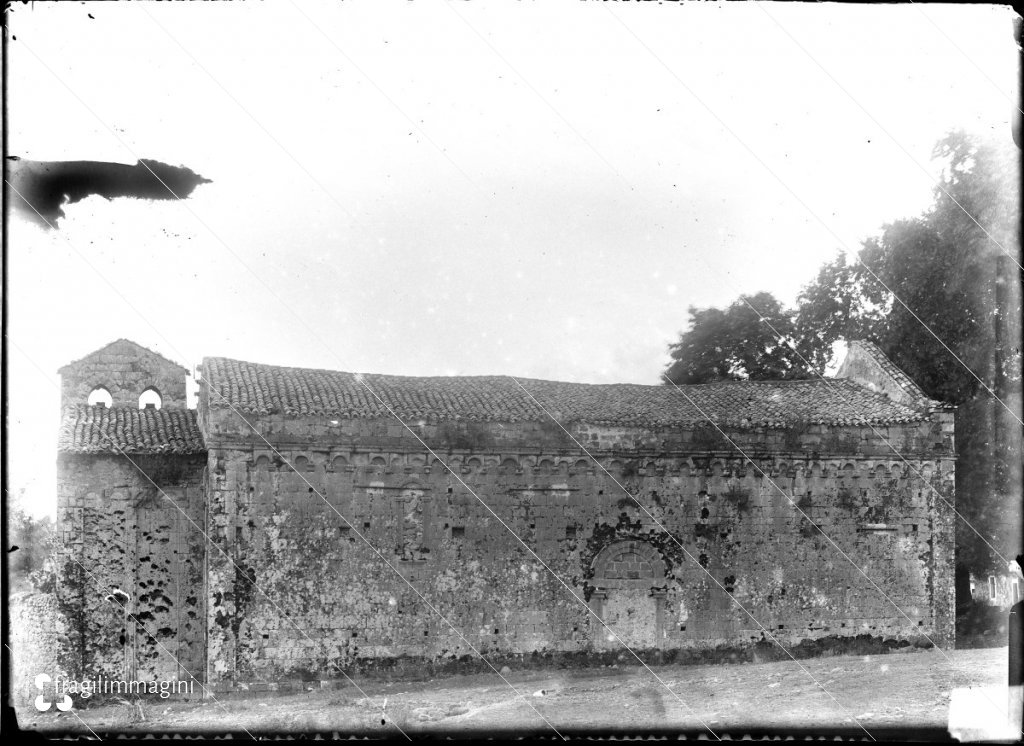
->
[55,454,207,687]
[202,409,956,691]
[201,404,955,458]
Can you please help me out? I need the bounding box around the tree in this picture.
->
[665,292,816,384]
[665,129,1021,579]
[846,130,1020,408]
[7,495,55,592]
[793,253,888,374]
[851,132,1018,576]
[922,131,1022,578]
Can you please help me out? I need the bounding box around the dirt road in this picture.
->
[16,646,1011,738]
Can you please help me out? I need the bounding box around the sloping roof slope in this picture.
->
[58,405,205,454]
[201,357,931,429]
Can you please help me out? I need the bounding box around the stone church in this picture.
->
[55,338,955,693]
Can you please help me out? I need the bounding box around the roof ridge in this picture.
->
[204,356,847,390]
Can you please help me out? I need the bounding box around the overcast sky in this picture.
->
[6,2,1018,516]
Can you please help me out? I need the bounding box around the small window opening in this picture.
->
[565,526,576,540]
[88,387,112,408]
[139,388,162,410]
[452,526,465,539]
[989,576,996,598]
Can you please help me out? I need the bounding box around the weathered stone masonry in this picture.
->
[55,339,956,694]
[55,341,207,689]
[56,453,206,684]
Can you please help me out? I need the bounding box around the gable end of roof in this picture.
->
[835,340,939,410]
[58,339,188,375]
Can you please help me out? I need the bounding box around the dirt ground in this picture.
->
[15,646,1012,738]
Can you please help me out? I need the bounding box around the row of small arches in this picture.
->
[255,454,596,475]
[87,386,163,410]
[250,453,944,481]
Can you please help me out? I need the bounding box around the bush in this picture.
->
[7,501,55,593]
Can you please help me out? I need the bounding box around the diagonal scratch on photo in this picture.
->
[4,1,1022,740]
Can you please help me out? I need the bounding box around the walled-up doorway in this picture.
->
[589,540,668,650]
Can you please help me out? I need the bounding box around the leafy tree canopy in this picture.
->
[665,291,813,384]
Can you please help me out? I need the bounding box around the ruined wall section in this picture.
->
[203,405,955,691]
[55,454,207,687]
[10,592,69,707]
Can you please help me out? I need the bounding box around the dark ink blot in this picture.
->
[5,156,211,229]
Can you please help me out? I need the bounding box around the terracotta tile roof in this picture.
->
[202,357,931,429]
[58,405,205,454]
